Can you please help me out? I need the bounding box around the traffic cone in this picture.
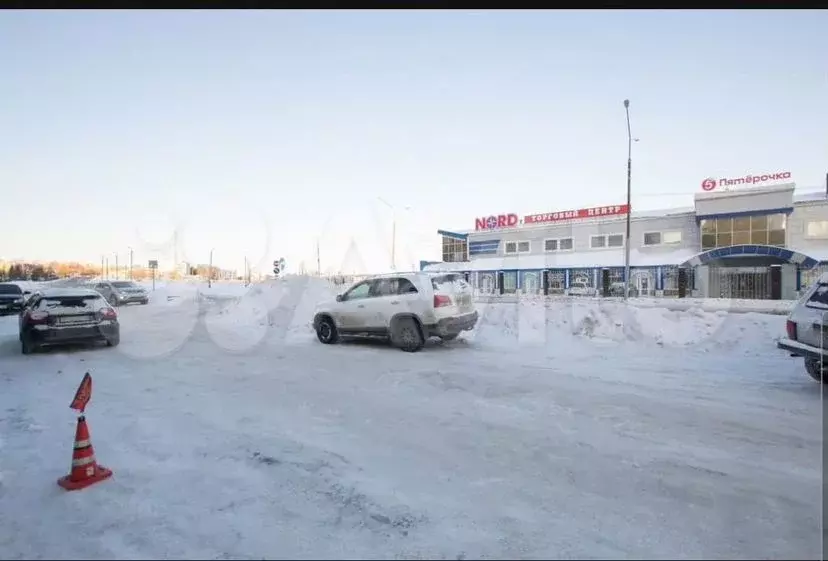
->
[57,415,113,491]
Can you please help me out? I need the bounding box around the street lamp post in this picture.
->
[129,247,134,280]
[114,253,119,281]
[623,99,633,301]
[377,197,411,271]
[377,197,396,270]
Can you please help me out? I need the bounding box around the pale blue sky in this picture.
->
[0,9,825,274]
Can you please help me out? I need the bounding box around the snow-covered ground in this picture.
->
[0,277,820,559]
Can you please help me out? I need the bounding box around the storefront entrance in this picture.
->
[710,266,772,300]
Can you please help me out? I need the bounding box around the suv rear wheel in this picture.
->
[391,317,425,353]
[805,358,825,383]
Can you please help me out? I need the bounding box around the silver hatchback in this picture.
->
[777,272,828,382]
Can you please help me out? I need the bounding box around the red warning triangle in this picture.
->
[69,372,92,413]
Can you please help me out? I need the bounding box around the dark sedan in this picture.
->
[19,288,120,354]
[0,283,26,315]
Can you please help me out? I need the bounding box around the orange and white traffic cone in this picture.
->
[57,415,113,491]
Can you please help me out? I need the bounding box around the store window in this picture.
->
[546,271,565,293]
[502,271,517,293]
[700,212,787,250]
[441,236,468,262]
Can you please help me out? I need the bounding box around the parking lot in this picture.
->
[0,279,821,559]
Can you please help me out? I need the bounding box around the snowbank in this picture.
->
[200,276,336,352]
[467,298,784,353]
[474,294,795,316]
[140,276,785,354]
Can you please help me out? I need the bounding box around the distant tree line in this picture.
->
[1,263,59,281]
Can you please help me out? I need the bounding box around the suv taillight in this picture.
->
[786,320,797,340]
[27,310,49,324]
[433,294,452,308]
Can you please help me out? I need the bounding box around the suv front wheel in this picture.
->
[316,317,339,345]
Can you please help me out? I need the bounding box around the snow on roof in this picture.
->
[794,190,828,203]
[423,248,700,272]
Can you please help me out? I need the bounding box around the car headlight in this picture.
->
[14,298,23,303]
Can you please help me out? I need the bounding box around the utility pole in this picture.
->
[316,238,321,277]
[114,254,119,281]
[101,256,104,281]
[208,249,213,288]
[623,99,633,301]
[105,257,109,280]
[129,247,134,280]
[391,220,396,271]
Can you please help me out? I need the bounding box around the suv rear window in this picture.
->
[0,284,23,295]
[806,284,828,310]
[431,274,470,292]
[38,295,106,311]
[112,281,137,288]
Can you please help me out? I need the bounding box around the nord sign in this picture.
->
[475,213,519,231]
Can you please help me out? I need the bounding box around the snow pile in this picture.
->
[202,276,337,352]
[467,298,785,353]
[475,293,796,316]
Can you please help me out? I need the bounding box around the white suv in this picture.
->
[777,272,828,382]
[313,272,478,352]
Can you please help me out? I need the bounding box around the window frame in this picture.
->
[590,235,607,249]
[805,220,828,240]
[543,237,574,253]
[607,234,625,248]
[504,240,531,254]
[643,232,662,246]
[643,230,682,246]
[590,233,624,249]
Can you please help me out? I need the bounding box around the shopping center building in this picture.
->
[421,180,828,299]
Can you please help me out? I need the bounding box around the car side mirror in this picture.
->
[336,294,344,302]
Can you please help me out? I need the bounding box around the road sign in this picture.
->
[148,260,158,269]
[273,257,286,276]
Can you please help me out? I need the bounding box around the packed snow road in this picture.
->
[0,279,821,559]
